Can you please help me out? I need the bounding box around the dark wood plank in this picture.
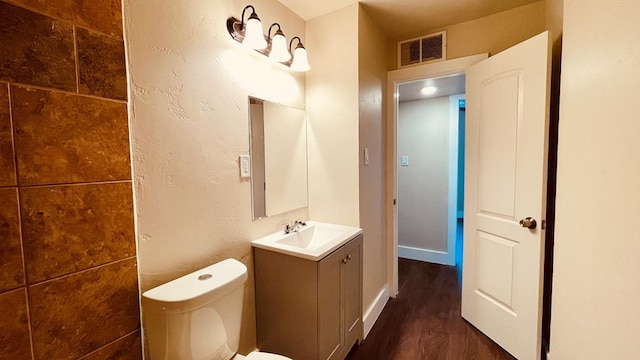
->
[346,258,516,360]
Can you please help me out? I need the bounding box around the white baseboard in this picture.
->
[363,285,389,339]
[398,245,453,266]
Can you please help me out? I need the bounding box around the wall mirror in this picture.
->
[249,97,308,219]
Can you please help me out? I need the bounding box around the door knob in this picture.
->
[519,217,537,229]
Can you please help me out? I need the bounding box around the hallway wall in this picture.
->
[397,97,450,255]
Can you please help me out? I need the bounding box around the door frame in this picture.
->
[386,54,488,296]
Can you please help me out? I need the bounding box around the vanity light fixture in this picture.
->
[268,23,291,63]
[227,5,267,50]
[289,36,311,72]
[227,5,310,72]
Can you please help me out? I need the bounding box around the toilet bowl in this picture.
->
[142,258,291,360]
[235,352,290,360]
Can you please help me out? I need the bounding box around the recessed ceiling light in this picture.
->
[421,86,437,96]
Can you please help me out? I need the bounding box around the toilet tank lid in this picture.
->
[142,258,248,306]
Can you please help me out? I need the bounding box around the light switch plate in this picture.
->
[239,155,251,178]
[401,155,409,166]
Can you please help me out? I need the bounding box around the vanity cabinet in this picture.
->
[254,234,363,360]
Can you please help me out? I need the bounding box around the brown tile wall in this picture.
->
[0,1,140,359]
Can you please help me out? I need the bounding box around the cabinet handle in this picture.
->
[342,254,352,264]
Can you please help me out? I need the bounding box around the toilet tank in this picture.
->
[142,259,248,360]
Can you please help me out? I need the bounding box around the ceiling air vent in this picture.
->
[398,31,446,68]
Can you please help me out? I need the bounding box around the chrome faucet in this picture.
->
[284,219,306,234]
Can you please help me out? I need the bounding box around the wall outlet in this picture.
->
[239,155,251,178]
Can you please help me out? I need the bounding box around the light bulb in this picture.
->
[290,46,310,72]
[243,15,267,50]
[269,32,291,63]
[421,86,437,96]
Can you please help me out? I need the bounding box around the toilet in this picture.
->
[142,258,291,360]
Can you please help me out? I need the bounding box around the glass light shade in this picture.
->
[243,17,267,50]
[290,46,310,72]
[421,86,437,95]
[269,33,291,63]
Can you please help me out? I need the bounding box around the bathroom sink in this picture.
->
[252,221,362,261]
[275,225,348,250]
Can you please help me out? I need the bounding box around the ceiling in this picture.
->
[398,74,465,102]
[277,0,540,40]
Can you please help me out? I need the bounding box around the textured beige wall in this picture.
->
[123,0,307,353]
[545,0,563,47]
[387,1,546,70]
[306,4,360,227]
[550,0,640,358]
[357,4,388,330]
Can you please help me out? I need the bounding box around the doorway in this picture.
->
[396,77,465,273]
[385,54,487,295]
[386,32,553,360]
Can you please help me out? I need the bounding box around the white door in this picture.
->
[462,31,551,360]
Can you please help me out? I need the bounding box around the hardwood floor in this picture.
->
[346,258,516,360]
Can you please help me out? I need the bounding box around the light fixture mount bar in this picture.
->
[226,17,244,43]
[226,16,269,56]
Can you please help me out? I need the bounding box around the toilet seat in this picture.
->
[245,351,291,360]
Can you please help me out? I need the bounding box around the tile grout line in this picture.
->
[16,193,36,360]
[76,328,141,359]
[74,23,124,42]
[24,287,36,360]
[1,1,124,41]
[7,83,24,290]
[18,179,133,189]
[7,81,127,104]
[73,25,80,94]
[27,255,138,288]
[25,285,36,360]
[6,83,18,187]
[8,82,36,360]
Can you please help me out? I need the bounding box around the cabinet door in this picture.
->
[318,247,343,360]
[342,235,363,347]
